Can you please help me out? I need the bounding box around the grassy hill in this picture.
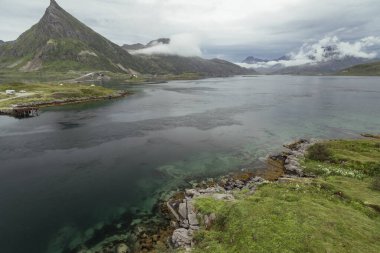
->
[339,61,380,76]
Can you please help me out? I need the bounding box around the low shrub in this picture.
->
[372,176,380,191]
[307,143,332,162]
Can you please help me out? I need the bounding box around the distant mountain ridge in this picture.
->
[122,38,170,52]
[242,55,290,64]
[122,38,255,76]
[273,56,375,75]
[0,0,252,76]
[339,61,380,76]
[242,45,376,75]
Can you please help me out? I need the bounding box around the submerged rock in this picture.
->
[115,243,129,253]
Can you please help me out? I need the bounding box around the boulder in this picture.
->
[172,228,192,247]
[178,202,187,219]
[115,243,129,253]
[187,201,199,226]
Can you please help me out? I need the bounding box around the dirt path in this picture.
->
[0,92,35,103]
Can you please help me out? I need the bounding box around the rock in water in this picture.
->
[115,243,129,253]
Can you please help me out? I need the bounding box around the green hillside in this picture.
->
[339,61,380,76]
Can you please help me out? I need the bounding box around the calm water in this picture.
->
[0,76,380,253]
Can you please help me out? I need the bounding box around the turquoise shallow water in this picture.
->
[0,75,380,252]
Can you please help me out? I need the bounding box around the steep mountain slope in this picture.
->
[0,1,251,77]
[0,0,152,73]
[339,61,380,76]
[123,38,256,76]
[137,54,254,76]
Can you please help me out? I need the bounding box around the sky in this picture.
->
[0,0,380,61]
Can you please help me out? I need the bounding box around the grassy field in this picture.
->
[192,138,380,253]
[0,83,117,108]
[339,61,380,76]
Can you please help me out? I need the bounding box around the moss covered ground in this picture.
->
[192,138,380,253]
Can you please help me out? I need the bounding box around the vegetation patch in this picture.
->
[194,182,380,253]
[192,139,380,253]
[0,83,117,108]
[304,140,380,177]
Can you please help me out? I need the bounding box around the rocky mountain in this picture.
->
[0,0,251,76]
[0,0,153,73]
[242,45,374,75]
[123,38,255,76]
[0,40,4,45]
[122,38,170,52]
[339,61,380,76]
[242,56,268,64]
[137,54,254,77]
[242,55,290,64]
[273,56,375,75]
[121,43,145,51]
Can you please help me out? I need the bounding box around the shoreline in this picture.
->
[0,91,129,118]
[159,139,318,251]
[76,139,318,253]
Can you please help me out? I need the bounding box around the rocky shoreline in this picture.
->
[164,139,318,251]
[74,139,318,253]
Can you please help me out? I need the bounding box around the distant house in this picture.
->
[5,90,16,95]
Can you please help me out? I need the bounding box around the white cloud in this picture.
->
[131,34,202,57]
[1,0,380,60]
[239,36,380,69]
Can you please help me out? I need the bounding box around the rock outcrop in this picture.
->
[166,175,266,250]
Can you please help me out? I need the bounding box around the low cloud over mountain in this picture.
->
[240,36,380,69]
[130,34,202,57]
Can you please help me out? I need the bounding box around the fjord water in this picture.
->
[0,76,380,252]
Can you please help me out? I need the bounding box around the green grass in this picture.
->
[192,139,380,253]
[339,61,380,76]
[304,139,380,177]
[0,83,116,108]
[194,182,380,253]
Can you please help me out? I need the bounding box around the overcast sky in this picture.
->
[0,0,380,61]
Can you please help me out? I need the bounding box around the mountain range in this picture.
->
[0,0,252,77]
[242,45,378,75]
[242,55,290,64]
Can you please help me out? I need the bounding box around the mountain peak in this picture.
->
[50,0,58,6]
[47,0,61,11]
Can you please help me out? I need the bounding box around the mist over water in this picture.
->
[0,76,380,252]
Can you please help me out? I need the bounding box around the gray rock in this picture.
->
[180,219,190,229]
[115,243,129,253]
[187,201,199,226]
[212,193,234,201]
[185,189,200,197]
[178,202,187,219]
[172,228,192,247]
